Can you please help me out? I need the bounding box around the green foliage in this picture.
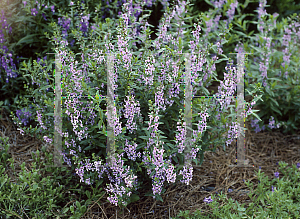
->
[173,161,300,219]
[0,136,12,168]
[0,137,107,218]
[243,13,300,135]
[266,0,300,23]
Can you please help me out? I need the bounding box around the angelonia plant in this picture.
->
[10,0,266,208]
[242,9,300,135]
[2,0,297,134]
[0,0,141,115]
[198,0,300,136]
[0,0,287,132]
[8,0,296,208]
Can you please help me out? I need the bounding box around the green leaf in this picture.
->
[45,113,54,116]
[14,16,36,24]
[220,113,227,124]
[287,92,291,103]
[19,175,26,183]
[156,194,163,202]
[265,86,275,96]
[178,36,182,51]
[268,77,282,82]
[70,205,74,213]
[138,135,149,140]
[150,170,155,178]
[32,183,39,191]
[269,97,279,107]
[250,112,262,122]
[0,177,8,190]
[80,205,87,214]
[15,34,40,46]
[165,142,174,149]
[129,194,140,203]
[173,155,178,164]
[85,190,91,200]
[270,104,282,116]
[75,200,81,209]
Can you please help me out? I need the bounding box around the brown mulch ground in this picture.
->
[1,96,300,218]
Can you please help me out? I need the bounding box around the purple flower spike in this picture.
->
[274,172,279,178]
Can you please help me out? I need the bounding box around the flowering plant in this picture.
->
[11,0,266,208]
[0,1,299,217]
[239,2,300,135]
[10,0,300,209]
[10,0,299,209]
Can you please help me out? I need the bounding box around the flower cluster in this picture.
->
[0,9,17,83]
[192,110,209,143]
[36,109,47,131]
[250,116,282,133]
[123,94,141,134]
[213,60,237,112]
[58,17,72,39]
[16,107,33,127]
[123,139,141,161]
[78,14,90,37]
[175,120,186,154]
[224,121,242,147]
[149,142,168,197]
[102,153,139,206]
[142,54,156,86]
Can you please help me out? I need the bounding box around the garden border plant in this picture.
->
[239,7,300,136]
[1,0,299,135]
[49,49,253,170]
[9,0,300,210]
[0,0,298,216]
[12,0,265,209]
